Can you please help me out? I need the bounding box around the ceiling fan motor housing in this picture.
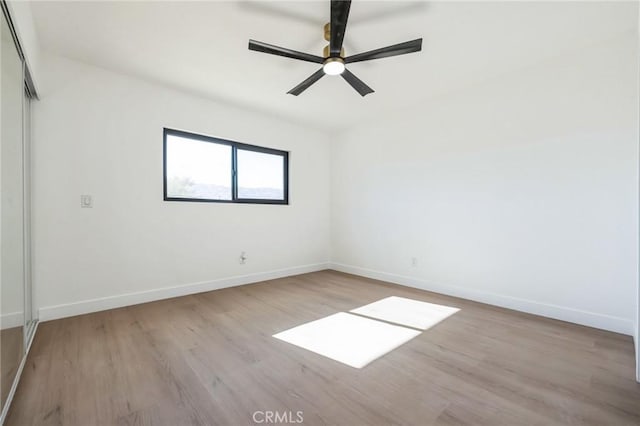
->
[323,44,344,58]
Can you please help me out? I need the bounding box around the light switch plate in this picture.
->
[80,195,92,208]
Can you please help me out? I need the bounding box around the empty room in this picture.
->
[1,0,639,425]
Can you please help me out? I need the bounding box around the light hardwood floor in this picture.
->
[6,270,640,425]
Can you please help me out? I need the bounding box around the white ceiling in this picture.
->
[31,1,638,132]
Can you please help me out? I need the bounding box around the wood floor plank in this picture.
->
[5,270,640,425]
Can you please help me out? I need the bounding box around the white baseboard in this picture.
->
[329,262,634,336]
[1,311,24,330]
[38,262,329,322]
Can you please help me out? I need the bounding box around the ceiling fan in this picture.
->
[248,0,423,97]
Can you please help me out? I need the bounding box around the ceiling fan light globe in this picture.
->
[323,58,345,75]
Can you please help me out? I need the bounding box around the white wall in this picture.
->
[331,33,639,336]
[33,53,331,320]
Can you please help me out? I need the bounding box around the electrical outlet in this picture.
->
[411,257,417,267]
[239,251,247,264]
[80,195,93,208]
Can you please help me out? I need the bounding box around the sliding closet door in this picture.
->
[0,8,25,412]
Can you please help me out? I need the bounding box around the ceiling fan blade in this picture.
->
[287,69,326,96]
[341,69,374,97]
[248,39,324,64]
[344,38,422,64]
[330,0,351,56]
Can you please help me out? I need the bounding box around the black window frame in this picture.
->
[163,128,289,205]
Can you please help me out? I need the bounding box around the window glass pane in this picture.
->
[237,149,285,200]
[166,135,232,200]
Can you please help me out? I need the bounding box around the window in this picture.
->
[163,128,288,204]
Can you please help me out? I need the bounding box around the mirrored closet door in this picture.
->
[1,2,36,418]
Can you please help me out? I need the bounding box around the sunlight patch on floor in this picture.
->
[351,296,460,330]
[273,297,459,368]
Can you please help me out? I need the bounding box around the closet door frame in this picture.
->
[23,83,35,348]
